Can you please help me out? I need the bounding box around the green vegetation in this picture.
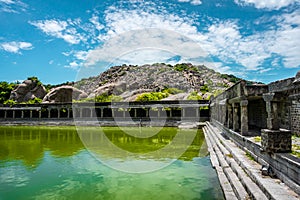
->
[26,97,43,104]
[3,99,16,105]
[136,92,168,102]
[245,152,255,161]
[200,85,209,93]
[162,87,184,95]
[220,74,241,83]
[0,81,16,104]
[174,64,198,72]
[254,136,261,142]
[95,93,123,102]
[213,89,224,97]
[27,76,42,86]
[187,91,203,100]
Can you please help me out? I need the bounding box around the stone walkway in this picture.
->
[203,122,299,200]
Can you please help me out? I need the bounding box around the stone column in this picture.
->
[263,93,279,130]
[100,108,103,118]
[157,108,161,118]
[195,107,199,118]
[111,108,115,118]
[21,110,24,119]
[227,104,233,128]
[4,110,7,119]
[12,110,15,119]
[67,108,70,118]
[134,108,137,118]
[123,109,126,118]
[182,108,186,118]
[30,110,33,118]
[232,103,239,131]
[240,100,248,135]
[80,108,83,118]
[48,109,51,118]
[57,109,60,119]
[38,110,42,119]
[169,108,173,118]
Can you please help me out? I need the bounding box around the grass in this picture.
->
[245,152,255,161]
[254,136,261,142]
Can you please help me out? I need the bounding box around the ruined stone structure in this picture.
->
[210,71,300,152]
[0,100,209,123]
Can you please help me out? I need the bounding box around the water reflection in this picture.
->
[0,126,207,168]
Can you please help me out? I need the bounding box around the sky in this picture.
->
[0,0,300,84]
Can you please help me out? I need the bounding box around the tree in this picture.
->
[0,81,16,104]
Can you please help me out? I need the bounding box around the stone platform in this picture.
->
[203,122,299,200]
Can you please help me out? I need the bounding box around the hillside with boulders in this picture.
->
[73,63,242,102]
[1,63,251,104]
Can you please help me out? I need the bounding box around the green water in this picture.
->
[0,126,224,200]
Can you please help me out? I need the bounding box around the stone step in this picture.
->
[203,126,238,200]
[205,122,299,200]
[205,123,268,200]
[204,125,250,199]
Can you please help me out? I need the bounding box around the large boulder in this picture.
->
[42,86,88,103]
[93,81,127,97]
[10,80,47,102]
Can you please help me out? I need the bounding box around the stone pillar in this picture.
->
[48,109,51,118]
[12,110,15,119]
[30,110,33,118]
[263,93,279,130]
[111,108,115,118]
[4,110,7,119]
[182,108,186,118]
[134,108,137,118]
[123,109,126,118]
[39,110,42,119]
[100,108,103,118]
[58,109,60,119]
[169,108,173,118]
[262,93,291,153]
[80,108,83,118]
[240,100,248,135]
[227,104,233,128]
[195,107,199,118]
[145,108,149,118]
[67,108,70,118]
[232,103,239,131]
[157,108,161,118]
[21,111,24,119]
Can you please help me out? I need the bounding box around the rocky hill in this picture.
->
[74,63,241,101]
[4,63,246,103]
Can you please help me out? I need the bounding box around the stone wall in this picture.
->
[291,100,300,135]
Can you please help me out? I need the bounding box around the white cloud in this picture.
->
[89,15,104,31]
[0,0,27,13]
[30,19,83,44]
[178,0,202,5]
[234,0,299,10]
[63,2,299,75]
[1,41,33,53]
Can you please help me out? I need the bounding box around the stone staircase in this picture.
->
[203,122,299,200]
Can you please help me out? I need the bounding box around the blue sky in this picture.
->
[0,0,299,84]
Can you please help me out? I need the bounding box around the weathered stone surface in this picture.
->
[261,129,292,153]
[9,80,47,102]
[42,86,87,103]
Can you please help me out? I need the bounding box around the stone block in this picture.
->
[261,129,292,153]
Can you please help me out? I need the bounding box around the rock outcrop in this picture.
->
[10,80,47,102]
[42,86,88,103]
[75,63,242,101]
